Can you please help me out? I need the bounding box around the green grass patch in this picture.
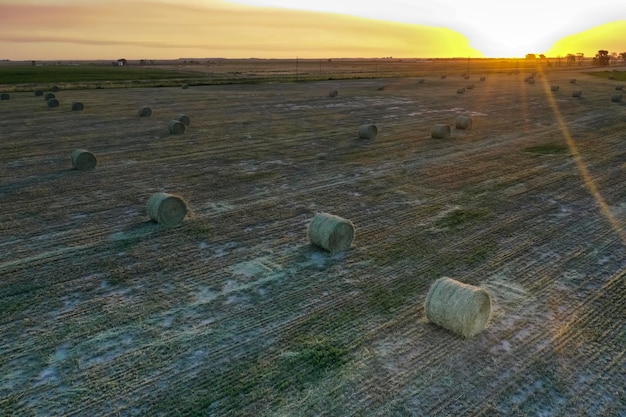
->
[524,143,569,155]
[0,65,195,85]
[586,70,626,82]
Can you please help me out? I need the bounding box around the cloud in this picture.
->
[0,0,481,59]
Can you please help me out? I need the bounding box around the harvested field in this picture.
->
[1,65,625,416]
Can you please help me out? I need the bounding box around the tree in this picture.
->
[621,52,626,64]
[576,53,584,65]
[596,50,611,66]
[566,54,576,65]
[525,53,536,60]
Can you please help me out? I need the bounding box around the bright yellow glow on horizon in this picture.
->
[545,20,626,58]
[0,0,623,60]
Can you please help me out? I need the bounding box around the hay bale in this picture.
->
[44,93,55,100]
[0,93,9,100]
[551,85,559,92]
[176,114,190,126]
[424,277,492,338]
[456,87,465,94]
[181,83,189,89]
[71,102,84,111]
[616,85,624,91]
[480,76,486,81]
[464,75,470,79]
[51,85,60,92]
[71,149,97,171]
[528,79,535,85]
[358,124,377,140]
[431,124,450,139]
[572,90,582,98]
[466,84,474,90]
[611,94,623,103]
[441,75,447,79]
[308,212,355,253]
[138,106,152,117]
[328,90,338,98]
[377,86,386,91]
[47,98,59,108]
[146,192,188,227]
[418,79,425,84]
[34,90,44,97]
[455,115,473,130]
[570,78,577,84]
[168,120,186,134]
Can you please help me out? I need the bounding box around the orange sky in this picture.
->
[0,0,623,60]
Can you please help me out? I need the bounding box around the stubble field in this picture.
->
[1,62,625,416]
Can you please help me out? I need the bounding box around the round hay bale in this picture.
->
[71,101,84,111]
[34,90,44,97]
[44,93,55,100]
[616,85,624,91]
[418,79,425,84]
[480,76,486,81]
[464,75,470,79]
[551,85,559,92]
[441,74,447,79]
[455,115,473,130]
[146,192,188,227]
[176,114,190,126]
[358,124,377,140]
[456,87,465,94]
[527,79,535,85]
[71,149,97,171]
[424,277,492,338]
[611,94,623,103]
[569,78,577,84]
[138,106,152,117]
[51,85,60,92]
[0,93,9,100]
[181,83,189,89]
[572,90,582,98]
[328,90,338,98]
[466,84,474,90]
[168,120,186,134]
[308,212,355,253]
[431,124,450,139]
[47,98,59,108]
[377,86,386,91]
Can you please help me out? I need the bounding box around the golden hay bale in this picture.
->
[138,106,152,117]
[424,277,492,338]
[418,79,425,84]
[0,93,9,100]
[146,192,188,227]
[455,115,473,130]
[611,94,623,103]
[570,78,577,84]
[466,84,474,90]
[456,87,465,94]
[168,120,186,134]
[308,212,355,253]
[176,114,190,126]
[527,79,535,85]
[551,85,559,92]
[47,98,59,108]
[34,90,44,97]
[615,85,624,91]
[71,149,97,171]
[328,90,338,98]
[431,124,450,139]
[358,124,378,140]
[480,76,486,81]
[71,102,85,111]
[572,90,582,98]
[441,74,447,79]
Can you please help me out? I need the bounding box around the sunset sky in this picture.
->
[0,0,624,60]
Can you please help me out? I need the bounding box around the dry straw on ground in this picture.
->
[328,90,338,98]
[168,120,186,134]
[146,192,188,227]
[572,90,582,98]
[424,277,492,338]
[431,124,451,139]
[71,102,85,111]
[358,124,378,140]
[71,149,97,171]
[138,106,152,117]
[457,88,465,94]
[176,114,191,126]
[455,116,472,130]
[308,212,355,253]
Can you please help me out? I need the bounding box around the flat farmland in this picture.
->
[1,66,625,416]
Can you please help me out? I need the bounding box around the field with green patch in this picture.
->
[1,62,625,416]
